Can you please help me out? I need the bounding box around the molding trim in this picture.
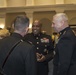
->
[0,4,76,13]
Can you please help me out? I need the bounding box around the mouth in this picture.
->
[33,29,39,34]
[33,29,37,32]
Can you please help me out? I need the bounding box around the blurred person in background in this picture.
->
[0,28,10,39]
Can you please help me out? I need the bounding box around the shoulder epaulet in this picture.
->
[72,30,76,36]
[27,41,33,45]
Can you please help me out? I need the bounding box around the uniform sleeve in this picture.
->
[45,36,54,62]
[57,37,74,75]
[25,45,37,75]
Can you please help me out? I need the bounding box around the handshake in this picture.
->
[36,53,46,62]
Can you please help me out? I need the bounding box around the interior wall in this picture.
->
[5,12,26,28]
[64,0,76,4]
[34,0,55,5]
[40,18,52,35]
[64,10,76,25]
[7,0,26,7]
[0,0,6,7]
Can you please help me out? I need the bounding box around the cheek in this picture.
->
[53,24,57,28]
[52,24,55,27]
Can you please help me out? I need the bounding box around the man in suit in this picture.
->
[52,13,76,75]
[24,20,54,75]
[0,15,37,75]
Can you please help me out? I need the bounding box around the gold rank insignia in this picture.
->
[72,30,76,36]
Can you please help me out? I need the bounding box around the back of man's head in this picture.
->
[14,15,29,31]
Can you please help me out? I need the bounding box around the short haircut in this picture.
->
[54,13,68,21]
[32,20,42,27]
[14,15,29,31]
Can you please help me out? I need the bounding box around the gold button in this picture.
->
[45,45,47,47]
[37,47,39,49]
[36,37,38,39]
[44,49,47,52]
[37,42,39,44]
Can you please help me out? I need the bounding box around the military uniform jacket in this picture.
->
[24,33,54,75]
[53,27,76,75]
[0,33,37,75]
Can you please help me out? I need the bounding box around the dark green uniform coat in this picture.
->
[53,27,76,75]
[0,33,37,75]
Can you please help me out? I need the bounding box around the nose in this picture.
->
[32,26,36,28]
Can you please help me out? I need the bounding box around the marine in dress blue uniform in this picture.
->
[24,20,54,75]
[52,13,76,75]
[0,15,37,75]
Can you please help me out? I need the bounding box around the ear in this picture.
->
[12,23,15,29]
[25,27,29,33]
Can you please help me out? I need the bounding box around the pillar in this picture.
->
[26,11,34,33]
[0,0,6,7]
[55,0,64,4]
[34,0,55,5]
[7,0,26,7]
[26,0,34,6]
[0,13,6,29]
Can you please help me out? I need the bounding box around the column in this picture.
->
[0,0,7,7]
[7,0,25,7]
[55,0,64,4]
[65,0,76,4]
[0,13,6,29]
[26,11,34,33]
[26,0,34,6]
[34,0,55,5]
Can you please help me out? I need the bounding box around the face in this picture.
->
[32,20,41,35]
[52,16,62,32]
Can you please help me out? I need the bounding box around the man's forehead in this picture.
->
[34,20,40,24]
[33,22,41,26]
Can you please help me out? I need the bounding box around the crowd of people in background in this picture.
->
[0,28,10,39]
[0,13,75,75]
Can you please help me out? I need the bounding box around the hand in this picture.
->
[36,53,46,62]
[36,53,42,59]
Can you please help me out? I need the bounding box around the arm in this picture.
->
[45,36,54,62]
[57,37,74,75]
[37,36,54,62]
[25,45,37,75]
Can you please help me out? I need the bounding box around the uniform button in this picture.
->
[44,49,47,52]
[36,37,38,39]
[37,47,39,49]
[37,42,39,44]
[45,45,47,47]
[44,49,48,54]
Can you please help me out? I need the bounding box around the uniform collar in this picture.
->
[32,32,42,37]
[59,27,70,36]
[11,33,23,39]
